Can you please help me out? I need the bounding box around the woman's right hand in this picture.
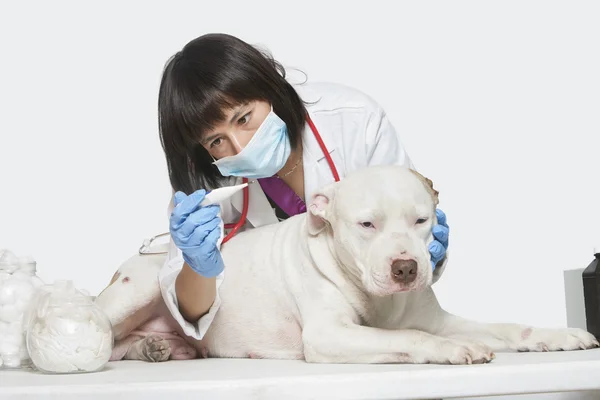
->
[169,190,224,277]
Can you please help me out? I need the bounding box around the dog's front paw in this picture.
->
[141,335,171,362]
[517,327,599,352]
[422,338,495,365]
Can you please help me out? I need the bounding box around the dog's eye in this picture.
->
[416,218,428,225]
[360,221,375,229]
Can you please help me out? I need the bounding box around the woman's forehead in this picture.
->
[199,101,253,142]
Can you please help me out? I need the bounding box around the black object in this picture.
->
[582,250,600,339]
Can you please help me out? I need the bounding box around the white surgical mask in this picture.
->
[212,107,291,179]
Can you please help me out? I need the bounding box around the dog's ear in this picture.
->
[408,169,439,206]
[307,183,337,236]
[424,177,440,206]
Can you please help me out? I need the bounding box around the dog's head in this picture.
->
[307,165,440,296]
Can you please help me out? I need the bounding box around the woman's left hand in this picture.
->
[428,209,449,270]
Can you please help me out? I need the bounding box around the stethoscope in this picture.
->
[139,114,340,255]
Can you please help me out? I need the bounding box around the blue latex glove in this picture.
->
[169,189,224,278]
[428,209,449,271]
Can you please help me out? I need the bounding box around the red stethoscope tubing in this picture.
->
[222,114,339,244]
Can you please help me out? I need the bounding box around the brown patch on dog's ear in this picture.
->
[408,169,439,206]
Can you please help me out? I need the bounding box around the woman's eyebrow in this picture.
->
[200,102,252,145]
[228,102,251,124]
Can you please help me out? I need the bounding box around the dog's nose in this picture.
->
[391,259,417,284]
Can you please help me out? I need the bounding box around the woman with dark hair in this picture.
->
[157,33,450,341]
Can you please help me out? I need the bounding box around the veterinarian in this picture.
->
[157,33,450,340]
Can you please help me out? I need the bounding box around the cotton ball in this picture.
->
[7,321,23,332]
[31,276,44,288]
[0,251,19,273]
[15,298,34,315]
[17,256,35,264]
[5,279,36,310]
[0,339,20,356]
[0,281,17,305]
[0,322,22,341]
[69,308,93,324]
[0,304,22,323]
[12,271,34,282]
[0,284,35,321]
[3,334,24,355]
[48,316,81,337]
[79,324,104,350]
[0,250,18,265]
[13,278,34,296]
[0,264,18,274]
[3,331,24,344]
[1,354,22,368]
[28,337,78,373]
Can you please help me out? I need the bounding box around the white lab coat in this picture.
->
[159,81,416,340]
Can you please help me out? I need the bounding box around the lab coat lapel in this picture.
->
[229,177,279,228]
[302,113,340,205]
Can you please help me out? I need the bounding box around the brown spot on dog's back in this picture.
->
[122,276,130,283]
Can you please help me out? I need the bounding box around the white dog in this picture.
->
[96,165,599,364]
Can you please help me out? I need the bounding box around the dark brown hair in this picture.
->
[158,33,308,193]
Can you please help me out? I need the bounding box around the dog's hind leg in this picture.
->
[124,334,172,362]
[111,334,144,361]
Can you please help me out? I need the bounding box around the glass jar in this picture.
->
[25,280,114,374]
[0,249,44,369]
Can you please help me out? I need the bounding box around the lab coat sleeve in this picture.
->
[158,191,225,341]
[364,105,416,171]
